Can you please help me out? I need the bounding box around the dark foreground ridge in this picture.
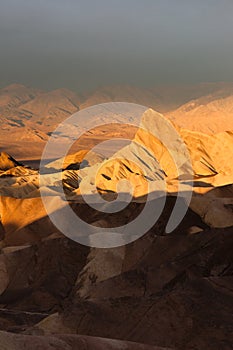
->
[0,193,232,349]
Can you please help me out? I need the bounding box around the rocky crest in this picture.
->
[0,102,232,349]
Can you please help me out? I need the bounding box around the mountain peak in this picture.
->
[2,83,28,91]
[0,152,21,171]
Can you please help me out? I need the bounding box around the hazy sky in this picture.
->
[1,0,233,91]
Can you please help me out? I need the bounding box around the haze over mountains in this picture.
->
[1,82,233,159]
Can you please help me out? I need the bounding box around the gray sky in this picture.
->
[1,0,233,91]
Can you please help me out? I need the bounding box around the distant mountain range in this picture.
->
[1,82,233,159]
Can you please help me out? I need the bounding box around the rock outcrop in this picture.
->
[0,105,232,349]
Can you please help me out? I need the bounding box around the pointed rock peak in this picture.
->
[0,152,21,171]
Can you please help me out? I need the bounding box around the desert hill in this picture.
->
[0,85,82,159]
[0,108,232,237]
[167,93,233,133]
[81,82,233,112]
[1,82,233,161]
[0,94,232,348]
[0,83,42,110]
[0,84,42,133]
[19,88,81,132]
[80,85,164,111]
[0,84,233,350]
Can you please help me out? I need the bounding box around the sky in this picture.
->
[1,0,233,91]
